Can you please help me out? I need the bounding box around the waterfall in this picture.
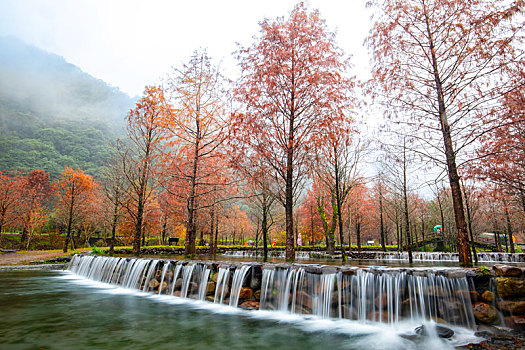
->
[180,264,196,298]
[142,260,159,292]
[214,266,231,304]
[373,251,524,262]
[196,265,211,301]
[229,265,251,307]
[157,263,169,294]
[68,254,478,329]
[170,264,182,296]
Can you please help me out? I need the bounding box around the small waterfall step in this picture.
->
[67,254,486,329]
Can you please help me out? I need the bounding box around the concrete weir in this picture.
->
[68,254,525,334]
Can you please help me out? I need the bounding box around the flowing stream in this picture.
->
[0,254,484,349]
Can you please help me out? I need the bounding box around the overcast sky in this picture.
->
[0,0,372,97]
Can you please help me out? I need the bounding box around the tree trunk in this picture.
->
[20,226,28,250]
[462,183,478,263]
[63,191,75,253]
[333,151,346,263]
[317,196,336,254]
[310,204,314,246]
[285,147,295,261]
[110,200,118,254]
[210,202,215,255]
[262,203,268,262]
[0,208,5,235]
[379,183,386,252]
[503,198,515,254]
[395,207,401,251]
[423,8,471,266]
[519,186,525,218]
[213,215,219,255]
[185,115,201,257]
[420,213,426,252]
[436,191,445,251]
[402,140,413,263]
[491,204,502,252]
[356,216,361,253]
[132,192,144,255]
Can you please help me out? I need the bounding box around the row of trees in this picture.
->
[1,2,524,266]
[0,168,97,251]
[1,162,523,259]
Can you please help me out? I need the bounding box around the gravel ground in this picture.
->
[0,249,88,266]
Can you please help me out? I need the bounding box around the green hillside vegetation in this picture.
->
[0,36,135,177]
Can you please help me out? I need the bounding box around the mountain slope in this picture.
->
[0,36,135,177]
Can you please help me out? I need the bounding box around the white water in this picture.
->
[229,265,251,307]
[60,267,483,350]
[222,250,524,262]
[375,251,524,263]
[67,254,484,348]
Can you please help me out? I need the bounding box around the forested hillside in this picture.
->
[0,36,135,177]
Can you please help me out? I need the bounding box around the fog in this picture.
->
[0,36,133,130]
[0,0,372,97]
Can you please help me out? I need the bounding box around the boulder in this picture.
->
[481,290,495,303]
[496,277,525,299]
[439,299,469,324]
[473,302,500,324]
[239,300,260,310]
[296,290,314,311]
[455,289,479,302]
[238,286,253,299]
[493,265,522,277]
[206,281,216,295]
[254,290,261,300]
[158,281,168,293]
[250,268,262,291]
[148,279,160,289]
[497,300,525,315]
[174,278,183,290]
[504,316,525,331]
[189,281,199,293]
[414,324,454,338]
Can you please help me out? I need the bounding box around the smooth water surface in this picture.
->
[0,267,479,350]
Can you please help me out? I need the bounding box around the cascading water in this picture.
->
[229,265,251,306]
[222,251,315,259]
[373,251,524,263]
[214,266,231,304]
[68,255,479,331]
[180,263,196,298]
[222,250,525,263]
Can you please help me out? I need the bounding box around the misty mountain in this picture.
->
[0,36,136,177]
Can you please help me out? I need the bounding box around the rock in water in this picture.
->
[473,302,500,324]
[239,300,260,310]
[148,279,160,289]
[415,324,454,339]
[238,287,253,299]
[493,265,522,277]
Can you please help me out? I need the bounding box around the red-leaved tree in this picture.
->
[231,3,354,261]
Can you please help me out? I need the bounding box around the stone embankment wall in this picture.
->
[130,259,525,331]
[470,265,525,331]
